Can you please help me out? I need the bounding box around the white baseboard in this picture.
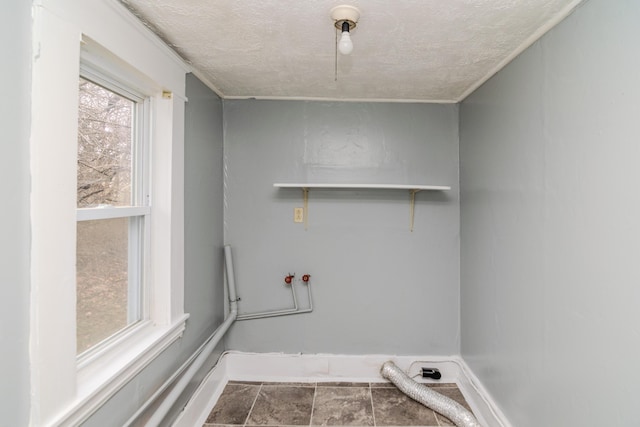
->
[173,352,511,427]
[455,358,513,427]
[172,354,229,427]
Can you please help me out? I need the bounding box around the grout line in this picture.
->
[434,412,444,426]
[368,383,377,427]
[243,383,263,427]
[309,383,318,426]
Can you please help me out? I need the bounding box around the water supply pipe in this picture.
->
[381,361,482,427]
[142,245,239,427]
[235,274,300,321]
[228,247,313,321]
[236,281,313,321]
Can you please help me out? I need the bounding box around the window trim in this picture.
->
[29,2,190,425]
[70,315,189,425]
[72,43,189,420]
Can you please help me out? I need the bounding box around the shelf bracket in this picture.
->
[409,189,421,232]
[302,187,309,230]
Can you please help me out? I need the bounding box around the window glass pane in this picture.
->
[76,218,140,354]
[77,77,134,208]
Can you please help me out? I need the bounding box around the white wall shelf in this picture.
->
[273,183,451,231]
[273,183,451,191]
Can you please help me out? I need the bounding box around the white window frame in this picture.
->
[76,63,151,361]
[29,1,190,425]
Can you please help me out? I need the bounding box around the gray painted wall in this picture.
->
[223,100,460,355]
[83,74,225,425]
[1,0,31,425]
[183,72,226,363]
[460,1,640,425]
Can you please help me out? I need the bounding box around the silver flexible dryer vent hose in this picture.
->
[380,361,482,427]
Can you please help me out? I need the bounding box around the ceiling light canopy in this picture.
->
[330,5,360,55]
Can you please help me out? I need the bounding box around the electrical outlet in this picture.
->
[294,207,304,223]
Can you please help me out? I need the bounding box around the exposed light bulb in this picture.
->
[338,31,353,55]
[331,6,360,58]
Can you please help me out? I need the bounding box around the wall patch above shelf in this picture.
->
[273,183,451,231]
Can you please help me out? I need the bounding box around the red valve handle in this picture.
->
[284,274,294,284]
[302,274,311,282]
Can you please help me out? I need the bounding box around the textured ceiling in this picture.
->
[121,0,583,103]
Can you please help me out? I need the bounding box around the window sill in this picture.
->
[51,314,189,427]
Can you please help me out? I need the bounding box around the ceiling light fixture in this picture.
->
[330,5,360,56]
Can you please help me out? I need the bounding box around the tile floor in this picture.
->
[203,380,474,427]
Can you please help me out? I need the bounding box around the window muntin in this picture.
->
[76,73,149,356]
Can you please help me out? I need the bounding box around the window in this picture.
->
[29,3,189,423]
[76,73,150,356]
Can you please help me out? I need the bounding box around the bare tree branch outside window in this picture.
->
[77,78,133,208]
